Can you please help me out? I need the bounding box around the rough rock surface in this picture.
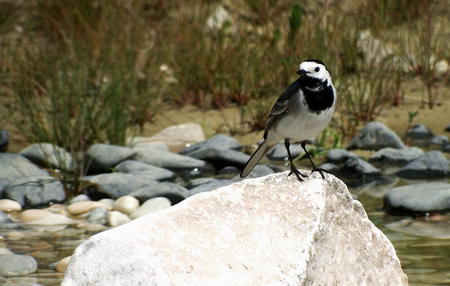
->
[63,172,407,286]
[0,154,49,191]
[347,121,405,150]
[20,143,74,171]
[384,182,450,215]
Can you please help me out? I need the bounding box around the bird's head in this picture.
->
[297,59,332,84]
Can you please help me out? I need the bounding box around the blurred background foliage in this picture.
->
[0,0,449,151]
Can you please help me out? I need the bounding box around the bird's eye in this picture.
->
[315,67,320,72]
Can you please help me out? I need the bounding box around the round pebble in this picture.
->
[0,199,22,212]
[113,196,140,215]
[5,231,25,241]
[108,211,131,227]
[19,209,77,226]
[56,256,71,273]
[130,197,171,219]
[67,201,111,216]
[98,198,115,208]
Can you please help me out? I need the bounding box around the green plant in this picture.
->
[404,111,418,143]
[296,127,342,160]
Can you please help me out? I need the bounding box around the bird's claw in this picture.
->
[288,167,308,182]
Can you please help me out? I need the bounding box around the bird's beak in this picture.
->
[296,69,308,76]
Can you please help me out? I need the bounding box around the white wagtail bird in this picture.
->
[240,59,336,181]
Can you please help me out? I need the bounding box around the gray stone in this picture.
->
[129,182,189,204]
[189,180,232,195]
[3,176,66,208]
[217,166,240,175]
[430,135,449,147]
[0,254,37,276]
[340,158,382,177]
[131,142,169,152]
[187,177,219,189]
[135,149,206,171]
[237,164,274,179]
[347,121,405,150]
[69,194,91,204]
[326,149,359,164]
[87,207,108,225]
[86,144,136,173]
[368,147,424,166]
[180,134,242,155]
[318,163,339,175]
[130,197,172,219]
[384,183,450,215]
[444,144,450,153]
[82,173,158,199]
[0,130,9,152]
[0,211,11,224]
[396,151,449,179]
[266,143,302,161]
[20,143,74,171]
[115,160,175,181]
[186,148,250,168]
[0,154,49,192]
[63,172,407,286]
[406,124,434,140]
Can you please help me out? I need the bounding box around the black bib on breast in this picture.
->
[299,76,334,114]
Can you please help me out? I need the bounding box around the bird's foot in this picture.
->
[288,167,308,182]
[311,168,330,179]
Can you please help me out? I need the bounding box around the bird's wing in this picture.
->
[264,80,300,139]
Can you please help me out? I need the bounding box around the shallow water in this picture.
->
[1,179,450,285]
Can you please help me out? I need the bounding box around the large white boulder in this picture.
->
[62,172,407,286]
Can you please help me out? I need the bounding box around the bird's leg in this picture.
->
[285,139,307,182]
[300,141,329,179]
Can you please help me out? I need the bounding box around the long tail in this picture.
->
[240,140,270,178]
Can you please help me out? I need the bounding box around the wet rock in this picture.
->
[0,154,49,191]
[406,124,434,140]
[135,149,207,172]
[368,147,424,166]
[67,201,111,216]
[384,183,450,215]
[186,147,250,169]
[180,134,241,155]
[3,176,66,208]
[347,121,405,150]
[87,207,108,225]
[0,199,22,212]
[129,182,189,204]
[326,149,360,164]
[20,143,74,172]
[189,179,232,195]
[0,254,37,276]
[108,211,130,227]
[131,123,205,147]
[386,218,450,239]
[187,177,219,189]
[430,135,449,147]
[115,160,175,181]
[113,196,140,215]
[265,143,302,161]
[0,130,9,152]
[444,144,450,153]
[56,256,71,273]
[130,197,172,219]
[82,173,158,199]
[86,144,136,173]
[396,151,449,179]
[63,172,407,286]
[19,209,77,226]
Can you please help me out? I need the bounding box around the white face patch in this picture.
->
[299,61,331,83]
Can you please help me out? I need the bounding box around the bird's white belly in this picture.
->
[268,108,333,145]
